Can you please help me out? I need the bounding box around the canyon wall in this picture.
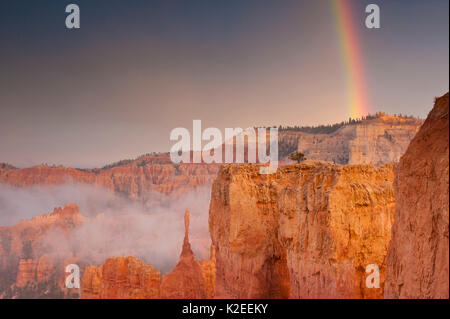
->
[0,154,218,203]
[0,114,431,300]
[209,162,395,298]
[279,115,421,165]
[385,93,449,299]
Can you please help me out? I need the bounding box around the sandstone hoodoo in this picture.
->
[385,93,449,299]
[0,200,216,299]
[209,161,395,298]
[160,209,216,299]
[81,209,216,299]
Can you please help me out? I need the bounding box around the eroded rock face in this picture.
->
[82,257,161,299]
[81,210,216,299]
[278,115,421,165]
[15,256,54,288]
[0,154,218,202]
[385,93,449,299]
[209,162,395,298]
[160,210,216,298]
[0,204,83,298]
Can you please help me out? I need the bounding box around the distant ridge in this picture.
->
[265,112,422,135]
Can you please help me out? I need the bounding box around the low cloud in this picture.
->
[0,183,212,272]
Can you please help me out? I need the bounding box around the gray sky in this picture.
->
[0,0,448,168]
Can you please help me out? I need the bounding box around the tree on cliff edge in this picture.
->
[289,152,306,163]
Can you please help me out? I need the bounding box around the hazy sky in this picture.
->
[0,0,448,168]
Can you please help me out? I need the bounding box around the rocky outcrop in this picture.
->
[197,245,216,299]
[82,257,161,299]
[15,256,54,288]
[279,115,421,165]
[385,93,449,299]
[0,204,83,269]
[0,204,83,298]
[209,162,395,298]
[160,210,216,298]
[81,210,216,299]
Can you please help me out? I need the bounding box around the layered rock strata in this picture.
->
[0,154,218,202]
[279,115,421,165]
[209,161,395,298]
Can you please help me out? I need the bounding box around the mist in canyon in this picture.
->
[0,183,212,273]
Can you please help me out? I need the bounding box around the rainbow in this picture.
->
[332,0,370,119]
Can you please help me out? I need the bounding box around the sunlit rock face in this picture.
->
[0,114,427,300]
[277,115,422,165]
[385,93,449,299]
[209,161,395,298]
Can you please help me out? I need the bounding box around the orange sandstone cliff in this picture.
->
[209,162,395,298]
[0,115,431,300]
[384,93,449,299]
[81,210,216,299]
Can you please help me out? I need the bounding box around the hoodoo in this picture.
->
[81,209,216,299]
